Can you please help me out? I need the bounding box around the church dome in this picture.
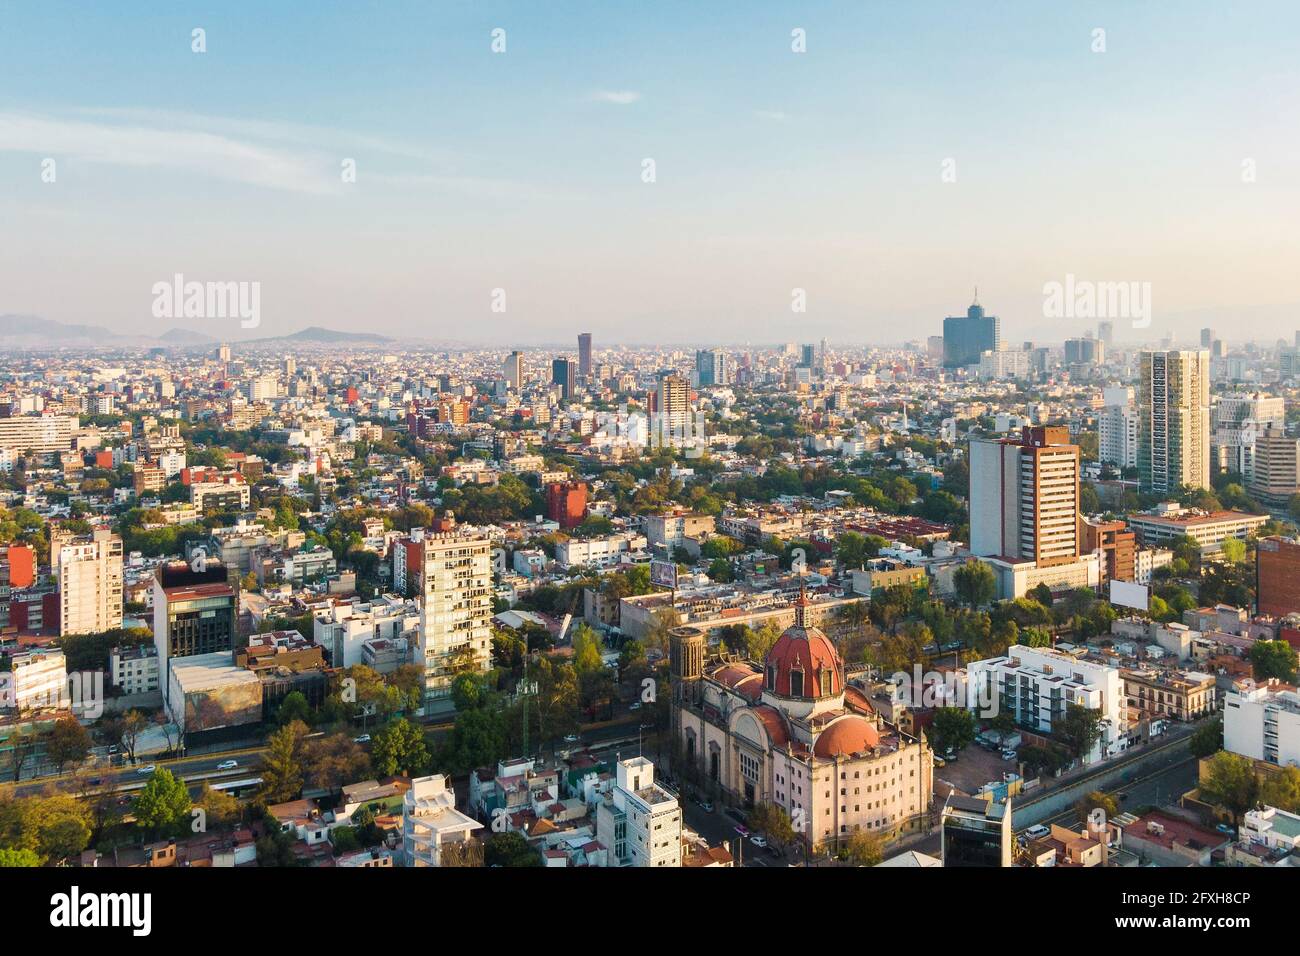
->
[763,589,843,700]
[813,716,881,758]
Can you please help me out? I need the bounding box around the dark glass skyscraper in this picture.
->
[942,300,1000,368]
[551,358,575,399]
[577,332,593,380]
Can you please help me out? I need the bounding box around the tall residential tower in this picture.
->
[1138,349,1210,494]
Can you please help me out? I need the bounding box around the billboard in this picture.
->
[183,680,263,733]
[1109,579,1150,612]
[649,559,678,590]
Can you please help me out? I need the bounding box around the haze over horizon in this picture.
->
[4,1,1300,346]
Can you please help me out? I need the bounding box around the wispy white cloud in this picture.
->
[0,110,342,194]
[589,90,641,105]
[753,109,788,122]
[0,109,556,199]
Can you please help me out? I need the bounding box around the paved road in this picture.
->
[3,747,271,799]
[1032,753,1200,831]
[1011,728,1197,829]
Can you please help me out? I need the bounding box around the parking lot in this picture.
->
[934,741,1017,795]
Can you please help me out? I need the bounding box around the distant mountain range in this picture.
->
[269,326,393,345]
[0,315,392,350]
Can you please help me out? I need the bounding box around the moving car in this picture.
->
[217,760,239,771]
[563,734,580,743]
[750,834,768,848]
[628,702,642,711]
[698,800,714,813]
[353,734,371,744]
[734,825,750,838]
[136,765,156,775]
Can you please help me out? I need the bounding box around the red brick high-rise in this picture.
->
[1257,536,1300,618]
[546,481,588,529]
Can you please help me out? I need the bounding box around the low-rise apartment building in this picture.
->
[1224,679,1300,768]
[966,644,1126,763]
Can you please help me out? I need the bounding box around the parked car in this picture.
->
[750,834,768,848]
[933,757,946,768]
[734,825,750,838]
[563,734,580,744]
[353,734,371,744]
[1001,750,1018,761]
[1024,824,1050,839]
[942,748,957,762]
[628,702,642,711]
[136,765,156,775]
[1216,823,1235,834]
[217,760,238,771]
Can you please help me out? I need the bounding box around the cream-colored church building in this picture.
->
[669,593,934,851]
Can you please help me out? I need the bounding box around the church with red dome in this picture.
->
[669,589,933,853]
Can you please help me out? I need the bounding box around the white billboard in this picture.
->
[1109,579,1150,611]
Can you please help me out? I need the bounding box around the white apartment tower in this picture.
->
[57,529,124,636]
[1139,349,1210,494]
[415,531,493,704]
[1099,386,1138,470]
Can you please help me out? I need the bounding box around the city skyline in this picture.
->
[5,2,1300,344]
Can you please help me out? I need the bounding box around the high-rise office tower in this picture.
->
[1249,426,1300,506]
[970,426,1081,567]
[1139,349,1210,494]
[943,299,1001,368]
[577,332,593,381]
[217,343,231,363]
[1064,337,1104,365]
[1211,391,1285,478]
[152,560,237,704]
[57,528,124,636]
[551,358,575,399]
[1200,328,1215,348]
[414,532,492,704]
[695,348,729,386]
[503,350,523,391]
[1097,321,1114,348]
[799,343,817,369]
[283,356,296,379]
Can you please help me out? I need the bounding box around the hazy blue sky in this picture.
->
[2,1,1299,346]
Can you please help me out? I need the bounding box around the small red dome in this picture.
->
[813,716,881,758]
